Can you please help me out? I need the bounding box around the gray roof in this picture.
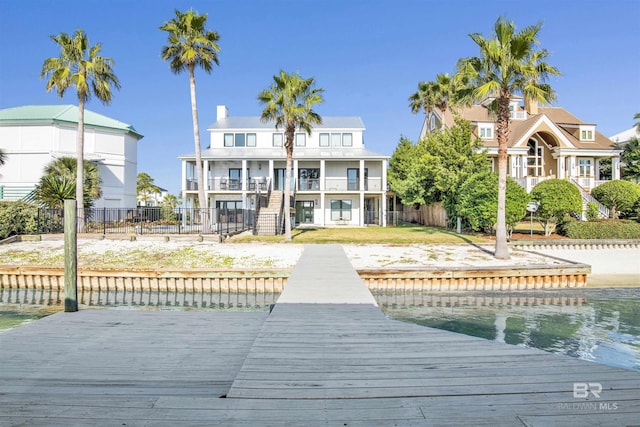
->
[0,105,143,139]
[180,146,388,160]
[207,116,365,131]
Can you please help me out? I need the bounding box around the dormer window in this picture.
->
[580,126,595,141]
[478,123,494,139]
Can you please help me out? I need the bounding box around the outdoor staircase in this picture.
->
[255,190,283,235]
[570,178,609,220]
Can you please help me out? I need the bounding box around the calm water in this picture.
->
[373,288,640,371]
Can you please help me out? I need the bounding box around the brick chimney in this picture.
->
[524,97,538,115]
[216,105,228,121]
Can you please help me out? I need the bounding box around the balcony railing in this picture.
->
[324,177,383,191]
[187,176,383,192]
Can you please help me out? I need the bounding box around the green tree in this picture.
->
[258,70,324,240]
[530,179,581,236]
[41,29,120,230]
[162,193,181,210]
[389,120,489,216]
[591,180,640,219]
[455,17,560,258]
[160,9,220,231]
[136,172,161,205]
[33,157,102,209]
[457,172,529,235]
[619,137,640,183]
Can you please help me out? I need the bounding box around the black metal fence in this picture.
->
[36,207,255,235]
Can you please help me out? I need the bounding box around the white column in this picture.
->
[557,156,565,179]
[320,160,326,191]
[268,159,274,190]
[293,159,299,192]
[567,156,576,179]
[181,160,187,193]
[359,159,365,191]
[381,159,388,227]
[320,195,325,226]
[595,159,601,181]
[359,192,365,227]
[509,155,517,178]
[612,157,621,180]
[241,159,247,191]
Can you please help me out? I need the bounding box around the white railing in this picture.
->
[570,178,609,219]
[324,178,383,191]
[513,176,551,193]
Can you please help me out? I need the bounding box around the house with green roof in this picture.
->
[0,105,143,207]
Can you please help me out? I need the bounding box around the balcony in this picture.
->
[324,178,382,192]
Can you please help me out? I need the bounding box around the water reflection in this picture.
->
[373,288,640,372]
[0,287,280,312]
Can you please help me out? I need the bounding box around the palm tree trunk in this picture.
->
[284,125,295,241]
[495,94,511,259]
[189,65,210,233]
[76,96,86,232]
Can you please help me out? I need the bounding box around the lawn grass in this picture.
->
[229,223,490,244]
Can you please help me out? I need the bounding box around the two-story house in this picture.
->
[0,105,143,207]
[179,106,389,230]
[420,96,622,194]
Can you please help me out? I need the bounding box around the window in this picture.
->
[527,139,543,176]
[224,133,256,147]
[580,129,594,141]
[298,168,320,190]
[273,133,283,147]
[331,199,352,221]
[342,133,352,147]
[331,133,341,147]
[295,133,306,147]
[429,115,436,131]
[578,159,593,177]
[319,133,329,147]
[479,124,493,139]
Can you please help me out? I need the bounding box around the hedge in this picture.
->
[0,201,40,240]
[558,218,640,239]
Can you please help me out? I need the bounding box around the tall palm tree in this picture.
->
[258,70,324,241]
[455,17,560,259]
[634,112,640,133]
[0,148,6,167]
[41,29,120,230]
[160,9,220,231]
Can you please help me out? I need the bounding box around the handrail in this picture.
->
[570,178,609,219]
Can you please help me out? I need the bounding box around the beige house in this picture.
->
[420,95,622,194]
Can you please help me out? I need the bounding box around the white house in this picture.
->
[137,187,169,207]
[179,105,389,228]
[0,105,143,207]
[610,127,639,145]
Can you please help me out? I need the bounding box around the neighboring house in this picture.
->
[0,105,143,207]
[137,187,168,207]
[610,127,639,145]
[420,95,622,194]
[179,105,389,228]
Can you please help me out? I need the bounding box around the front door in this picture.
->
[295,201,314,224]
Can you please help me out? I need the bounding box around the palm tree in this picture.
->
[41,29,120,230]
[34,157,102,209]
[162,193,181,210]
[258,70,324,241]
[455,17,560,259]
[0,148,6,167]
[408,73,458,117]
[634,112,640,133]
[160,9,220,231]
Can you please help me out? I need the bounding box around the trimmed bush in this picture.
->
[0,201,40,240]
[456,172,529,235]
[586,202,600,221]
[531,179,582,236]
[558,217,640,239]
[591,180,640,219]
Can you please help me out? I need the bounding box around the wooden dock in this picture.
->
[1,244,639,425]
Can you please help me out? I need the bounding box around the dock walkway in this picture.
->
[0,244,638,425]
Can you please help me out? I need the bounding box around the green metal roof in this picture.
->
[0,105,143,139]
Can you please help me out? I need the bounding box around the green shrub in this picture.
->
[456,172,529,235]
[558,218,640,239]
[0,201,40,240]
[531,179,582,236]
[586,202,600,221]
[591,180,640,219]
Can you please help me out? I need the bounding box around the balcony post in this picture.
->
[181,160,187,192]
[612,156,621,180]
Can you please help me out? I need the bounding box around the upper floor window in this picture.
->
[478,123,493,139]
[342,133,352,147]
[273,133,283,147]
[320,132,354,147]
[580,126,595,141]
[224,133,256,147]
[319,133,330,147]
[295,133,306,147]
[429,115,436,131]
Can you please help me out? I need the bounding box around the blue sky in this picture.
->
[1,0,638,195]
